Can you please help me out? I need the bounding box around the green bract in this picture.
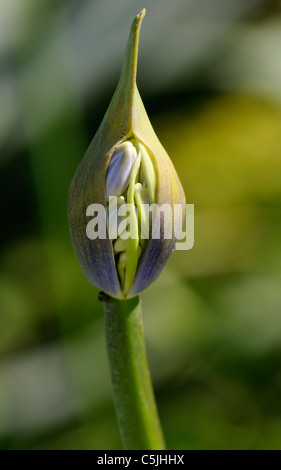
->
[68,9,186,299]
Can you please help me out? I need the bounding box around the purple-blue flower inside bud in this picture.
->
[106,142,137,198]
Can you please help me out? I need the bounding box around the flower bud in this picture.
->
[68,9,186,299]
[106,142,137,198]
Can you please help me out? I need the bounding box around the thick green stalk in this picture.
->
[104,296,165,450]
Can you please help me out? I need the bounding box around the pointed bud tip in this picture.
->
[138,9,146,19]
[133,9,146,29]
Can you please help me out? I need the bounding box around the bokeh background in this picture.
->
[1,0,281,450]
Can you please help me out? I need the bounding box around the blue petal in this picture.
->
[106,142,137,197]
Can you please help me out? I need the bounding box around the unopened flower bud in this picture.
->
[106,142,137,198]
[68,9,186,299]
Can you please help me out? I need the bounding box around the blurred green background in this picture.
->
[1,0,281,450]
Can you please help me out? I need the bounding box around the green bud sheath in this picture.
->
[68,9,186,299]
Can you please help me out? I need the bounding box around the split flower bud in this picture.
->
[68,9,186,299]
[105,138,156,296]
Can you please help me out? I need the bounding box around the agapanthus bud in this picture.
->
[68,9,186,299]
[106,142,137,198]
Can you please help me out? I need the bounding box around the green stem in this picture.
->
[104,295,166,450]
